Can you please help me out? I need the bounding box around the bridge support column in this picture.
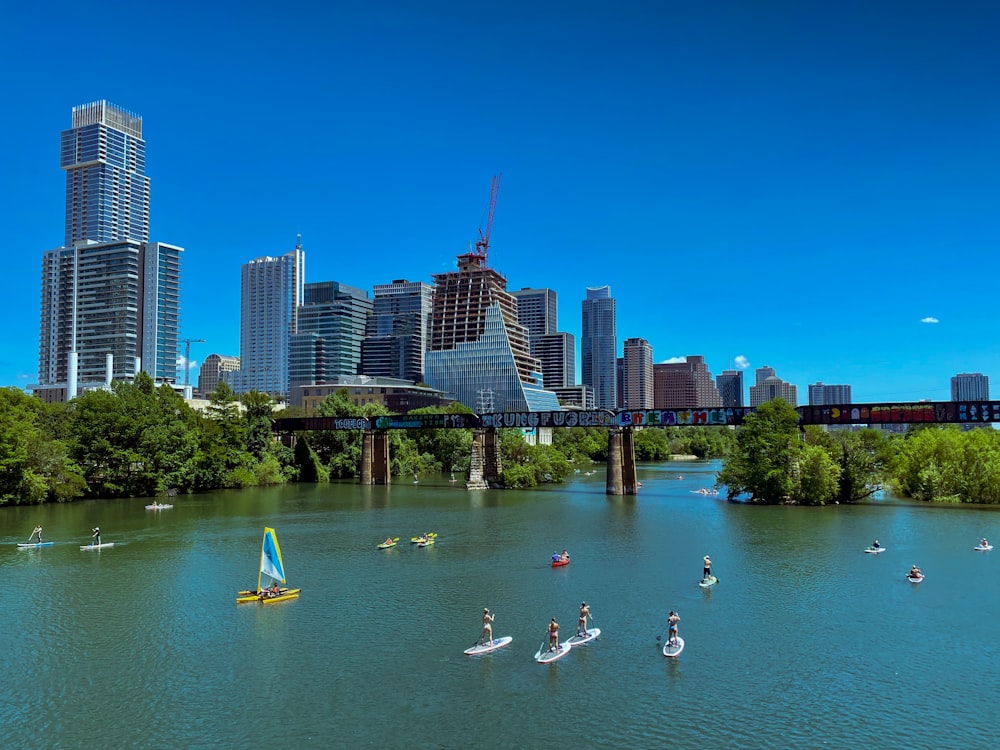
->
[606,427,638,496]
[467,429,503,490]
[360,430,391,485]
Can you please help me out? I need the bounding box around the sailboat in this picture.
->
[236,527,301,604]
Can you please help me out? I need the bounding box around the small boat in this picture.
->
[551,557,570,568]
[145,503,173,510]
[237,527,300,604]
[411,533,437,543]
[417,538,435,548]
[378,538,399,549]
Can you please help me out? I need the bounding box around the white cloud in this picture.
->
[921,317,939,324]
[733,355,750,370]
[659,356,687,364]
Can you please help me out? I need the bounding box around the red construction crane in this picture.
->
[475,174,501,263]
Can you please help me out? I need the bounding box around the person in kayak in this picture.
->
[577,602,591,636]
[703,555,712,580]
[548,618,560,651]
[92,527,101,546]
[560,549,570,562]
[667,610,681,646]
[479,608,495,645]
[551,551,560,562]
[383,537,394,546]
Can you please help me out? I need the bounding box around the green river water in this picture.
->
[3,460,999,749]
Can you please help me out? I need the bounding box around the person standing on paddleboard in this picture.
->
[577,602,591,636]
[667,611,681,646]
[92,527,101,546]
[480,608,495,645]
[548,618,560,651]
[32,526,43,543]
[703,555,712,581]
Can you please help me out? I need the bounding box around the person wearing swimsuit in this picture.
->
[480,608,495,645]
[578,602,591,636]
[667,611,681,646]
[548,618,560,651]
[703,555,712,581]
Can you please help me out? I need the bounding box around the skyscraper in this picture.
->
[581,286,617,410]
[61,100,150,246]
[716,370,744,408]
[808,382,852,405]
[622,338,654,409]
[951,373,989,401]
[511,287,573,390]
[360,279,434,382]
[653,356,723,408]
[424,251,559,412]
[34,102,181,402]
[198,354,240,398]
[228,241,305,398]
[511,288,557,336]
[749,365,798,407]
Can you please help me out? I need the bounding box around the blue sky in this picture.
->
[4,0,999,403]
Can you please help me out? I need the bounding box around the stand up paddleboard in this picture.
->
[698,575,718,588]
[566,628,601,647]
[663,636,685,658]
[464,636,513,655]
[907,574,924,583]
[535,643,571,663]
[80,542,116,550]
[17,542,54,548]
[864,547,887,554]
[974,545,994,551]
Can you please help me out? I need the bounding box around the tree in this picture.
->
[717,399,802,503]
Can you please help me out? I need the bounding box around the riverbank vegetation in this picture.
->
[3,384,998,505]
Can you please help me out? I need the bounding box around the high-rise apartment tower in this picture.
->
[581,286,617,410]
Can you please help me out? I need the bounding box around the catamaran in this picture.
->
[236,527,301,604]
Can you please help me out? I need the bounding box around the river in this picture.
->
[3,460,999,749]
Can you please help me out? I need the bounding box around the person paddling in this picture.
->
[92,527,101,546]
[872,539,881,550]
[702,555,712,581]
[548,618,560,651]
[577,602,591,636]
[909,564,922,578]
[31,526,43,544]
[667,610,681,646]
[479,608,495,646]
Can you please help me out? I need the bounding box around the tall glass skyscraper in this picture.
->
[581,286,617,410]
[360,279,434,383]
[60,100,150,245]
[34,102,181,402]
[229,241,305,398]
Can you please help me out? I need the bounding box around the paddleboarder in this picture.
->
[872,539,881,550]
[909,564,922,578]
[667,611,681,646]
[577,602,591,636]
[31,526,43,543]
[479,608,495,645]
[91,526,101,546]
[548,618,560,651]
[702,555,712,581]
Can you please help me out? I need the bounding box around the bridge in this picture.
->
[273,400,1000,495]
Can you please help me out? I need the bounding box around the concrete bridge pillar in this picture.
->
[621,426,638,495]
[606,426,638,496]
[467,429,503,490]
[360,430,391,485]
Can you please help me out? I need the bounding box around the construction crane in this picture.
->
[475,174,501,264]
[181,338,206,387]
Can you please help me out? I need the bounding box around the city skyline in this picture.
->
[6,2,1000,402]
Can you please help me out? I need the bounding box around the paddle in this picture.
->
[534,635,547,660]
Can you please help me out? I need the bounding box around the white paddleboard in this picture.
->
[80,542,116,550]
[145,504,173,510]
[566,628,601,647]
[698,575,718,588]
[864,547,887,554]
[17,542,54,548]
[974,545,993,551]
[907,574,924,583]
[464,636,513,655]
[535,643,571,663]
[663,636,685,658]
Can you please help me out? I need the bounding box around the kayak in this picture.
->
[17,542,54,548]
[417,539,435,547]
[464,636,513,655]
[377,541,397,549]
[907,574,924,583]
[663,636,685,658]
[411,533,437,543]
[80,542,115,550]
[864,547,887,554]
[535,643,571,664]
[698,575,718,588]
[566,628,601,647]
[974,545,994,551]
[551,559,570,567]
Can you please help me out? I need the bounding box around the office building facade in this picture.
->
[808,382,852,405]
[360,279,434,383]
[951,373,989,401]
[716,370,744,408]
[581,286,617,410]
[198,354,240,397]
[653,355,723,409]
[749,365,798,407]
[622,337,654,409]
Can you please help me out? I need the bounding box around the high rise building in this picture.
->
[951,373,989,401]
[716,370,744,408]
[198,354,240,397]
[228,241,305,398]
[808,382,852,405]
[511,287,574,390]
[622,337,654,409]
[424,251,559,412]
[61,100,150,246]
[360,279,434,383]
[653,355,723,408]
[749,365,798,407]
[581,286,617,410]
[511,288,557,336]
[33,102,181,403]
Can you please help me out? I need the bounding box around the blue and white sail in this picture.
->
[259,527,287,585]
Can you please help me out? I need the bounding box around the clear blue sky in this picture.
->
[4,0,999,402]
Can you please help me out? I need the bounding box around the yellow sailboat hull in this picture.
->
[236,588,301,604]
